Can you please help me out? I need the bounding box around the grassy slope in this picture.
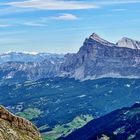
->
[42,115,93,140]
[16,108,42,120]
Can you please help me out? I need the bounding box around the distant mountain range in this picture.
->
[0,52,64,83]
[0,51,64,64]
[0,33,140,83]
[63,102,140,140]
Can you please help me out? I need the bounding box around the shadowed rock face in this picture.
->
[62,103,140,140]
[0,105,42,140]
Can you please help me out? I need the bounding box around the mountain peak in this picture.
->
[89,33,104,41]
[90,32,100,38]
[89,33,114,46]
[116,37,140,49]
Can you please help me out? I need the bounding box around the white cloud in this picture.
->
[97,0,140,5]
[5,0,98,10]
[0,16,48,28]
[0,7,34,16]
[112,8,127,12]
[23,22,47,27]
[0,24,12,28]
[0,0,139,16]
[22,17,49,27]
[52,14,78,20]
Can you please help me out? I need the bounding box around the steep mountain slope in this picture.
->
[61,33,140,80]
[63,103,140,140]
[0,105,42,140]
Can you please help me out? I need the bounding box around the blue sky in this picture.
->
[0,0,140,53]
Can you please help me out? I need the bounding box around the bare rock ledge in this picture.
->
[0,105,42,140]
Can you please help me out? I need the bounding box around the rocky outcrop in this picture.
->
[0,105,42,140]
[117,37,140,50]
[63,103,140,140]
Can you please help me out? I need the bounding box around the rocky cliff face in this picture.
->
[63,103,140,140]
[0,105,42,140]
[61,33,140,80]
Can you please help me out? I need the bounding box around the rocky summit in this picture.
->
[61,33,140,80]
[63,103,140,140]
[116,37,140,50]
[0,105,42,140]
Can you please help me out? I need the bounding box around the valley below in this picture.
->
[0,77,140,139]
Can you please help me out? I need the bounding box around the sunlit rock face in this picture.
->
[0,105,42,140]
[61,33,140,80]
[117,37,140,50]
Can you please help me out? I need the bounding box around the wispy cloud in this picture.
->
[22,16,49,27]
[0,16,48,27]
[5,0,98,10]
[52,13,78,20]
[129,19,140,23]
[112,8,127,12]
[23,22,47,27]
[0,31,26,36]
[0,0,139,16]
[97,0,140,5]
[0,24,12,28]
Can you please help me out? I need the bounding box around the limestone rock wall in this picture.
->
[0,105,42,140]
